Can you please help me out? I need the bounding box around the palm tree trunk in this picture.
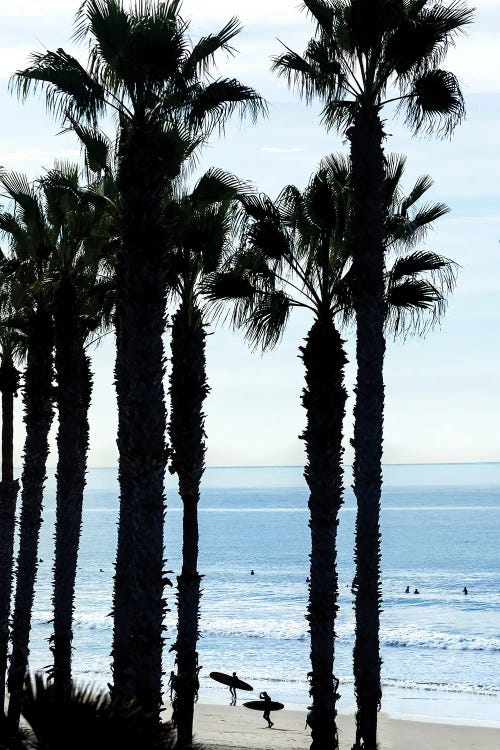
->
[0,354,20,715]
[7,308,54,726]
[112,123,169,716]
[348,107,387,750]
[111,298,136,700]
[300,316,347,750]
[52,281,92,697]
[169,302,207,746]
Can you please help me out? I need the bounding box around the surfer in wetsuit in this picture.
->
[463,586,468,595]
[230,672,239,705]
[259,691,274,728]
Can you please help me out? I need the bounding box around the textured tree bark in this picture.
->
[112,122,169,716]
[111,297,136,700]
[7,308,54,726]
[169,303,207,746]
[0,353,19,715]
[52,280,92,697]
[301,316,347,750]
[348,107,387,750]
[0,354,20,714]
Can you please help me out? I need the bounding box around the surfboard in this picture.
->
[243,700,284,712]
[209,671,253,691]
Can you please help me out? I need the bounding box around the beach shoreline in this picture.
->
[179,703,500,750]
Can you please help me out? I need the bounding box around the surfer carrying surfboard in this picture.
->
[209,671,253,705]
[229,672,239,705]
[259,691,274,728]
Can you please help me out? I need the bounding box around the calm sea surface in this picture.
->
[23,463,499,724]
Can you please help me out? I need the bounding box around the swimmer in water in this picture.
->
[414,589,419,595]
[463,586,468,595]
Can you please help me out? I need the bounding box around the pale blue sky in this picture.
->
[1,1,499,466]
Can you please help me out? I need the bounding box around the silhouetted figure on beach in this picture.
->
[463,586,468,595]
[305,705,315,730]
[414,588,419,595]
[260,691,274,728]
[168,670,177,702]
[405,586,410,593]
[230,672,239,705]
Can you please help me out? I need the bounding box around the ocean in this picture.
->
[22,463,499,725]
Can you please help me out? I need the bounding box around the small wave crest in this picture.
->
[200,618,500,653]
[33,615,500,653]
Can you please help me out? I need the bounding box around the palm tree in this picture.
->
[12,0,264,713]
[165,169,249,745]
[271,3,472,744]
[0,317,22,717]
[0,172,55,727]
[39,163,113,699]
[209,153,456,750]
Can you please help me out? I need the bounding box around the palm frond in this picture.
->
[11,48,106,124]
[243,289,291,351]
[66,116,112,175]
[399,173,433,215]
[190,168,253,204]
[182,17,242,79]
[205,269,255,301]
[382,153,406,208]
[384,1,474,80]
[21,672,176,750]
[272,41,344,106]
[404,68,465,136]
[386,277,446,336]
[188,78,267,134]
[389,250,457,288]
[302,0,335,35]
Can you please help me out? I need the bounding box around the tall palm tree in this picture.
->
[165,169,249,745]
[0,315,22,717]
[12,0,264,713]
[40,163,113,698]
[272,3,472,744]
[209,153,456,750]
[0,172,55,726]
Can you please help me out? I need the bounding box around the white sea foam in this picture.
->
[32,613,500,654]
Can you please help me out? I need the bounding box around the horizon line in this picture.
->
[34,460,500,470]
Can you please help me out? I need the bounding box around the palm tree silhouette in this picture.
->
[272,3,472,744]
[0,319,22,716]
[166,168,250,744]
[39,163,113,698]
[0,172,55,726]
[209,153,456,749]
[12,0,265,714]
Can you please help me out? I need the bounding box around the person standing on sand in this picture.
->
[259,691,274,728]
[229,672,239,705]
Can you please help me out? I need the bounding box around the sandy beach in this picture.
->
[182,703,500,750]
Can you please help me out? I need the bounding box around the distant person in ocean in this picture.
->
[414,588,419,594]
[463,586,468,595]
[230,671,239,705]
[259,691,274,727]
[250,569,254,575]
[405,586,410,593]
